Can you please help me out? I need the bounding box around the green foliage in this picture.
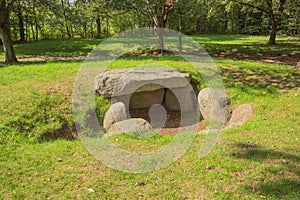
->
[95,96,111,126]
[3,0,299,50]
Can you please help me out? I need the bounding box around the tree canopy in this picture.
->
[0,0,299,63]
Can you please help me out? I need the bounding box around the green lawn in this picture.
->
[192,34,300,55]
[0,35,299,61]
[0,36,299,199]
[0,39,103,58]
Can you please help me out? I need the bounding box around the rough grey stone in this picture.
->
[107,118,153,136]
[165,86,198,112]
[103,102,127,130]
[227,103,253,126]
[198,88,232,123]
[129,89,165,109]
[94,68,193,98]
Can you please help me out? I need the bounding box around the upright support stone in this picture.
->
[198,88,232,123]
[165,86,198,112]
[103,102,127,130]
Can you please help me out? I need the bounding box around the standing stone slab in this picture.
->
[165,86,198,112]
[228,103,253,126]
[129,89,165,109]
[165,89,180,111]
[198,88,232,123]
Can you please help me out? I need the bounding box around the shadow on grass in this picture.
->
[0,62,6,68]
[198,42,300,66]
[41,119,77,142]
[221,67,300,91]
[255,179,300,198]
[192,34,250,42]
[10,39,103,57]
[232,143,300,198]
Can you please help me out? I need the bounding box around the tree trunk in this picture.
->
[16,2,25,42]
[268,10,277,45]
[178,8,183,53]
[83,24,87,38]
[269,0,286,44]
[266,0,276,45]
[96,15,101,38]
[224,12,228,33]
[61,0,71,38]
[244,12,249,33]
[153,15,166,56]
[33,0,38,40]
[156,27,165,55]
[90,22,93,38]
[30,22,35,40]
[106,16,109,37]
[0,0,18,64]
[231,9,235,33]
[25,14,29,40]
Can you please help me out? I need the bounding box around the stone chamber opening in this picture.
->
[111,83,200,129]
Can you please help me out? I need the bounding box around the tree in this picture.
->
[0,0,18,64]
[142,0,179,53]
[61,0,72,38]
[89,0,109,38]
[13,0,25,42]
[231,0,287,45]
[110,0,179,54]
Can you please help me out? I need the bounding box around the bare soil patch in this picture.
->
[17,56,85,62]
[1,53,298,66]
[32,75,76,98]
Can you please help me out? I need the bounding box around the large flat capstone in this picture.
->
[94,68,193,98]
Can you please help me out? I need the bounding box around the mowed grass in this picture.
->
[0,87,299,199]
[0,35,299,60]
[192,34,300,56]
[0,37,299,199]
[1,58,299,199]
[0,39,103,59]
